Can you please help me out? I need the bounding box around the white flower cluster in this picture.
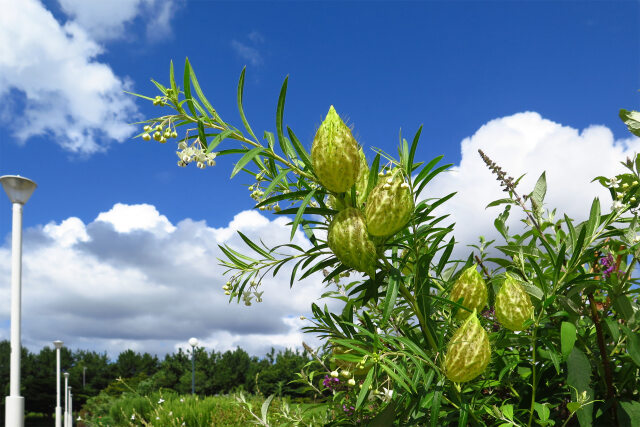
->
[176,141,217,169]
[222,280,263,306]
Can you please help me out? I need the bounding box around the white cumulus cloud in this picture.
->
[0,203,334,357]
[427,112,640,259]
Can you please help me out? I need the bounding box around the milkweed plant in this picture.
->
[130,59,640,426]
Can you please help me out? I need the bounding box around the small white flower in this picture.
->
[612,200,624,211]
[169,411,173,415]
[299,315,306,320]
[131,414,136,420]
[158,398,165,404]
[608,177,620,189]
[382,387,394,402]
[156,416,160,420]
[386,177,393,184]
[180,398,184,402]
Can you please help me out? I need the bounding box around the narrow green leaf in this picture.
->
[486,198,517,208]
[382,275,399,326]
[205,129,234,154]
[561,321,577,360]
[276,76,290,156]
[237,67,258,141]
[531,171,547,208]
[355,369,375,409]
[586,198,601,239]
[261,394,275,421]
[169,60,178,97]
[188,59,217,119]
[367,152,381,196]
[290,190,316,240]
[407,125,422,171]
[197,120,208,149]
[237,231,274,260]
[183,58,197,117]
[287,126,313,169]
[231,147,264,178]
[414,155,444,186]
[429,379,445,427]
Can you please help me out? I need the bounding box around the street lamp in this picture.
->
[63,372,69,427]
[1,175,37,427]
[53,340,64,427]
[188,337,198,395]
[69,390,73,427]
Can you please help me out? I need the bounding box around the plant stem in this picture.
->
[527,326,538,427]
[587,292,618,426]
[398,281,437,351]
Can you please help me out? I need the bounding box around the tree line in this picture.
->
[0,340,316,418]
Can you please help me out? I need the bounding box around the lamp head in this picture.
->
[188,337,198,347]
[53,340,63,349]
[0,175,37,205]
[64,372,69,379]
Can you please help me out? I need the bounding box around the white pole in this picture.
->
[5,203,25,427]
[1,175,36,427]
[69,391,73,427]
[63,373,69,427]
[54,341,63,427]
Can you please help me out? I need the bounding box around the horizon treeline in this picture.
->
[0,340,317,417]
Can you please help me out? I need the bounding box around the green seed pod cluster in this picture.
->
[444,312,491,383]
[327,208,377,277]
[495,274,534,331]
[450,265,488,320]
[364,170,414,236]
[311,106,360,193]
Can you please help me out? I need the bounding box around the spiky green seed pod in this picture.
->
[450,265,488,320]
[444,312,490,383]
[495,274,534,331]
[311,106,360,193]
[364,170,413,236]
[327,208,377,277]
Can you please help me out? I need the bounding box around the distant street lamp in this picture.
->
[83,367,87,389]
[66,387,72,427]
[63,372,69,427]
[53,340,64,427]
[188,337,198,395]
[1,175,37,427]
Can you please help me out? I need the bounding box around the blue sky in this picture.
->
[0,0,638,357]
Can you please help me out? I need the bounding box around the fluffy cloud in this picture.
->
[0,0,140,154]
[0,204,333,357]
[57,0,181,42]
[231,31,265,66]
[427,112,640,258]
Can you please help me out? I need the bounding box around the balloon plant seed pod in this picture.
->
[443,311,491,383]
[364,169,414,236]
[327,208,377,277]
[450,265,488,320]
[311,106,360,193]
[495,273,534,331]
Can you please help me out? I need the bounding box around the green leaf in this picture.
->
[620,108,640,138]
[355,368,374,409]
[205,129,234,154]
[169,60,178,98]
[261,394,275,421]
[561,321,577,360]
[614,294,634,320]
[486,198,517,208]
[188,58,217,119]
[290,190,316,240]
[276,76,291,157]
[585,198,601,240]
[237,231,274,260]
[183,58,197,117]
[618,400,640,426]
[534,403,551,421]
[531,171,547,210]
[231,147,264,178]
[429,379,445,427]
[567,347,593,426]
[407,125,422,170]
[382,273,399,326]
[620,325,640,367]
[286,126,313,169]
[237,67,258,141]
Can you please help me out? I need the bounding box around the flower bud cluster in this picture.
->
[176,141,217,169]
[141,123,178,144]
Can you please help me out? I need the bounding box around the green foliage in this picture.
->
[131,60,640,426]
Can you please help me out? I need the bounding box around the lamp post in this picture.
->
[53,340,64,427]
[188,337,198,395]
[63,372,69,427]
[69,390,73,427]
[1,175,37,427]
